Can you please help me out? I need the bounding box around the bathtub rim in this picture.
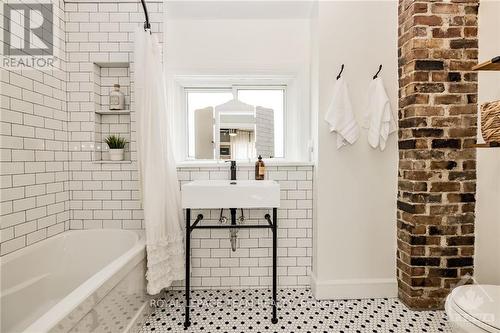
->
[5,229,146,333]
[0,229,141,264]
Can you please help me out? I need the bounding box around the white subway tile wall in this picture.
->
[65,0,163,230]
[0,0,314,289]
[1,0,70,255]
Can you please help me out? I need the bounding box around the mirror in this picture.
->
[187,88,284,160]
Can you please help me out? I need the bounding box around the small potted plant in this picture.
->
[104,134,127,161]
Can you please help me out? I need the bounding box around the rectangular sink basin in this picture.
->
[181,180,280,209]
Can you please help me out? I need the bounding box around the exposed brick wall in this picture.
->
[397,0,478,309]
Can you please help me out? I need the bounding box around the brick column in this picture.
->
[397,0,478,309]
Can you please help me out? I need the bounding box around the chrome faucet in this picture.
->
[226,160,237,181]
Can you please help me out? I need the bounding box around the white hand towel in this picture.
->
[324,77,360,149]
[363,77,396,151]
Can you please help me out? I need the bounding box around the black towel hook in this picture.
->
[336,64,344,80]
[373,64,382,79]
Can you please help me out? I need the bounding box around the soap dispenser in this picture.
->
[255,155,265,180]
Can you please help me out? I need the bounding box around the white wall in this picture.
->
[165,18,310,74]
[475,0,500,284]
[164,14,311,161]
[311,1,398,299]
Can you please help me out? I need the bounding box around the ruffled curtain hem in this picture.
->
[146,236,185,295]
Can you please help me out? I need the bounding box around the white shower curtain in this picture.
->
[134,28,184,295]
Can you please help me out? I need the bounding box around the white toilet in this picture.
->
[445,284,500,333]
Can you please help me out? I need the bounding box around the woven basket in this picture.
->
[481,100,500,143]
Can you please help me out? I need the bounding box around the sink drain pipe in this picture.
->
[230,208,238,252]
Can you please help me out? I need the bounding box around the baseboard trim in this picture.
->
[311,273,398,300]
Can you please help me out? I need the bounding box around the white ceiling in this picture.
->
[166,0,316,20]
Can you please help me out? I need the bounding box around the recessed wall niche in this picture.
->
[92,62,131,162]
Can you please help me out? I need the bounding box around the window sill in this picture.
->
[176,159,314,168]
[92,160,132,164]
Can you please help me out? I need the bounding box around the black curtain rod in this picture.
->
[140,0,151,30]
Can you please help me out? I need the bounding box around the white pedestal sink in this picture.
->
[181,180,280,209]
[181,179,281,327]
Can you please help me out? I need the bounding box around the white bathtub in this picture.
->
[1,229,147,333]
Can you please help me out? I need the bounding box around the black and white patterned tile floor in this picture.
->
[140,288,451,333]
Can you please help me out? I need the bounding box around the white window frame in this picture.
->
[169,74,306,163]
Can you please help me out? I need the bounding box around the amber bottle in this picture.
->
[255,155,265,180]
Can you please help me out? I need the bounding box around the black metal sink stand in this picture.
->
[183,208,278,328]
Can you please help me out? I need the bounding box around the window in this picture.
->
[185,86,286,160]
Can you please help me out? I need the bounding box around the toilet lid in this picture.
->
[450,285,500,331]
